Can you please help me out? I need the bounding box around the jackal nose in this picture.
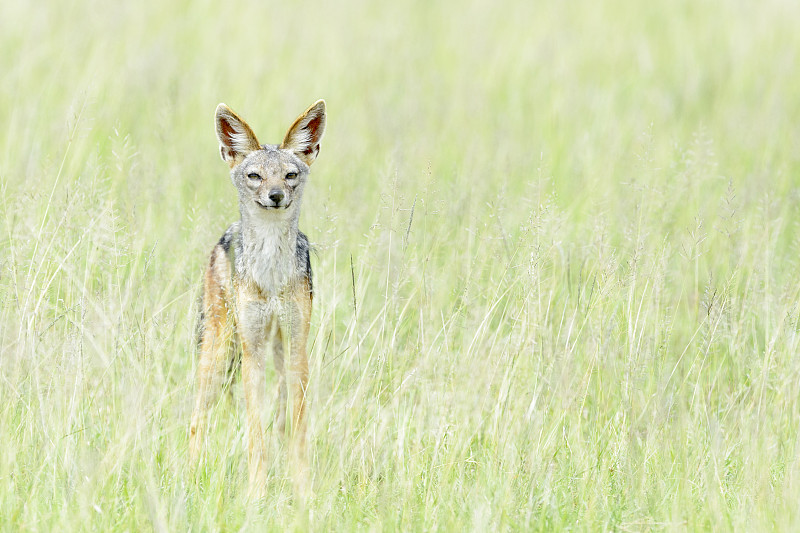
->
[268,188,285,204]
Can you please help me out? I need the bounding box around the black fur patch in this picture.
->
[296,231,313,296]
[218,226,235,253]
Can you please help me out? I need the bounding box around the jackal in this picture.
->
[189,100,326,495]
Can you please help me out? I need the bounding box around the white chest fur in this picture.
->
[238,219,298,296]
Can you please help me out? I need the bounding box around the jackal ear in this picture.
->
[215,104,261,168]
[281,100,326,166]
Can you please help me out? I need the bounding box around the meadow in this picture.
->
[2,0,800,530]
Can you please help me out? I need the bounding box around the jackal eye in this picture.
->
[247,172,262,181]
[285,172,298,180]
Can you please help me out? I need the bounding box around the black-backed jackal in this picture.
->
[189,101,326,496]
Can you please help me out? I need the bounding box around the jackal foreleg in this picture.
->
[189,303,233,463]
[285,279,312,474]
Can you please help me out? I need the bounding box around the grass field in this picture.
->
[2,0,800,530]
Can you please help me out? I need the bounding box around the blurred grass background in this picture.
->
[2,0,800,530]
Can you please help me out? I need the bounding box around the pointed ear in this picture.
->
[280,100,326,166]
[215,104,261,168]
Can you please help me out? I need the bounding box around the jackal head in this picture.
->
[215,100,326,218]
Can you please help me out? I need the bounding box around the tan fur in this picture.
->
[189,101,325,499]
[189,245,234,452]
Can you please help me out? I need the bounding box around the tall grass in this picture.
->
[2,0,800,529]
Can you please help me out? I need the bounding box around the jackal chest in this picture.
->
[236,225,299,296]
